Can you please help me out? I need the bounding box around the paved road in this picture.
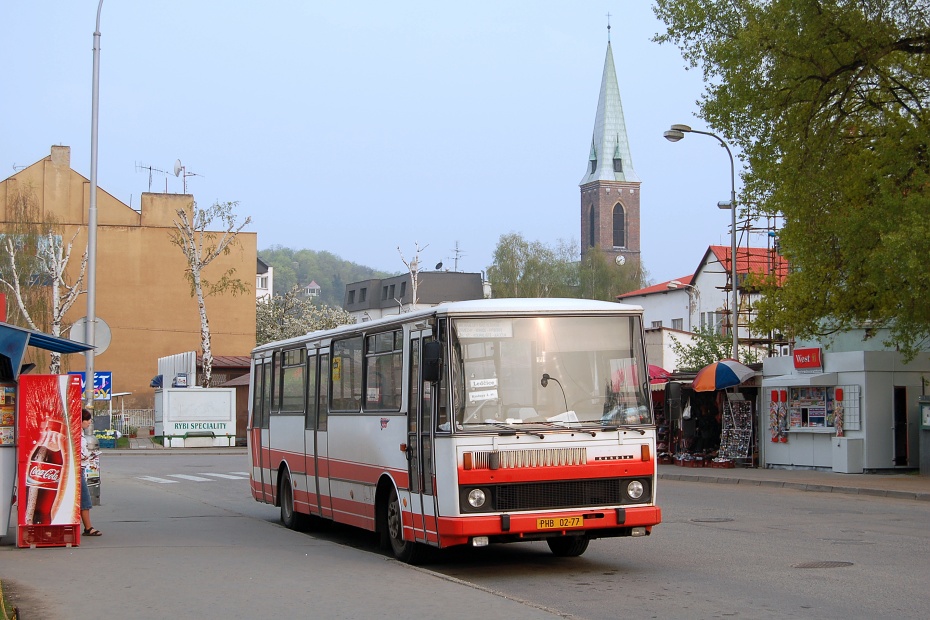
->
[1,453,560,620]
[3,449,928,619]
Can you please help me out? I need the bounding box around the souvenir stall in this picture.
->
[666,360,759,468]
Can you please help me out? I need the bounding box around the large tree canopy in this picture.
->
[487,233,646,301]
[654,1,930,358]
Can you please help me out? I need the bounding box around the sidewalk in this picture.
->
[660,463,930,501]
[126,434,930,500]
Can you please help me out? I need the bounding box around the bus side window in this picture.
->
[305,353,318,430]
[319,353,329,431]
[332,337,362,411]
[261,358,273,429]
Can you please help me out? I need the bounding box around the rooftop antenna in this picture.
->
[451,240,465,272]
[135,161,168,192]
[173,159,202,194]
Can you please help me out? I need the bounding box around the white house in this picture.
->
[619,245,789,360]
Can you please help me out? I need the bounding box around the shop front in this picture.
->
[762,348,925,472]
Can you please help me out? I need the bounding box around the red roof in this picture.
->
[196,355,251,369]
[618,275,693,299]
[708,245,788,284]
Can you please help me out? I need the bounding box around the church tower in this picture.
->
[579,39,641,268]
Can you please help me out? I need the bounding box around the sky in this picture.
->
[1,1,751,286]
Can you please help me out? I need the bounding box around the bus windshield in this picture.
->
[450,314,652,429]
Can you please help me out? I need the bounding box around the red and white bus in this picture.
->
[248,298,661,562]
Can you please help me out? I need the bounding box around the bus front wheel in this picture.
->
[547,535,590,557]
[385,487,423,564]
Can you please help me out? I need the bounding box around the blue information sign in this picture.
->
[68,371,113,401]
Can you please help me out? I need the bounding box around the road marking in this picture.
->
[230,472,249,476]
[167,474,214,482]
[137,476,179,484]
[200,473,249,480]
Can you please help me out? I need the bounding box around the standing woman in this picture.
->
[80,409,102,536]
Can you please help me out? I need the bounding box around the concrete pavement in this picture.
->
[128,434,930,501]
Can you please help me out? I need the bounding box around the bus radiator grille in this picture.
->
[495,478,628,511]
[469,448,587,469]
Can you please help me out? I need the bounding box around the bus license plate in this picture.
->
[537,517,582,530]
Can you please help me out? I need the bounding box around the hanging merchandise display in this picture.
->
[719,395,753,461]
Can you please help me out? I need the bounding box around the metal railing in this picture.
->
[110,409,155,436]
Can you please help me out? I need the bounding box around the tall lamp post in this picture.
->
[663,124,739,360]
[86,0,104,407]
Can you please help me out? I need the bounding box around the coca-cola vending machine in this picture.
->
[16,374,83,548]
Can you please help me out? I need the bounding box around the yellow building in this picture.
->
[0,146,256,408]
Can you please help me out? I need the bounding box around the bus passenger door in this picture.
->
[315,351,333,519]
[407,333,439,544]
[250,358,274,504]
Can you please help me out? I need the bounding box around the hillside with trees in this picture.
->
[259,246,396,308]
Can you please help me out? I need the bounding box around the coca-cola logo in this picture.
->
[26,462,62,487]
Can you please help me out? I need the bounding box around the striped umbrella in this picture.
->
[691,359,754,392]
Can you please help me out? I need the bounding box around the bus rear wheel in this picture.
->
[547,535,590,557]
[385,487,423,564]
[280,471,302,530]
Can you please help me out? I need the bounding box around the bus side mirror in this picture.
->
[422,341,442,383]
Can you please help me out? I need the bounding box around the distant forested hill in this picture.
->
[259,245,397,308]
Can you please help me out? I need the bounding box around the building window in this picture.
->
[613,157,622,172]
[672,318,683,330]
[389,284,396,299]
[400,281,407,298]
[651,320,662,329]
[612,203,625,248]
[257,275,268,289]
[382,285,389,300]
[701,312,724,333]
[588,206,596,248]
[360,288,367,302]
[348,290,356,305]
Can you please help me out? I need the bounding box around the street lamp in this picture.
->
[664,123,739,360]
[86,0,104,406]
[667,279,699,331]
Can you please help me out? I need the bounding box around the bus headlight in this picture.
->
[627,480,644,500]
[467,488,487,508]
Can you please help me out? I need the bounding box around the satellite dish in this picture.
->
[69,317,112,355]
[174,159,182,177]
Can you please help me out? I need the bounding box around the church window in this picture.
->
[590,159,597,174]
[588,206,597,248]
[612,204,626,248]
[613,158,622,172]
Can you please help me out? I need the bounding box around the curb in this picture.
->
[659,472,930,502]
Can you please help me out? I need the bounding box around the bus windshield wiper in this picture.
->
[600,423,646,435]
[533,421,596,437]
[487,422,544,439]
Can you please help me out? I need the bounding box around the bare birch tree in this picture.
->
[169,200,251,386]
[0,185,87,373]
[398,242,427,311]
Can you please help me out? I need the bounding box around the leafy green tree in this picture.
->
[256,285,355,345]
[670,325,761,371]
[579,247,647,302]
[654,1,930,358]
[488,233,645,300]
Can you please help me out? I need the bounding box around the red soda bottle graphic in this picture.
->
[24,419,65,525]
